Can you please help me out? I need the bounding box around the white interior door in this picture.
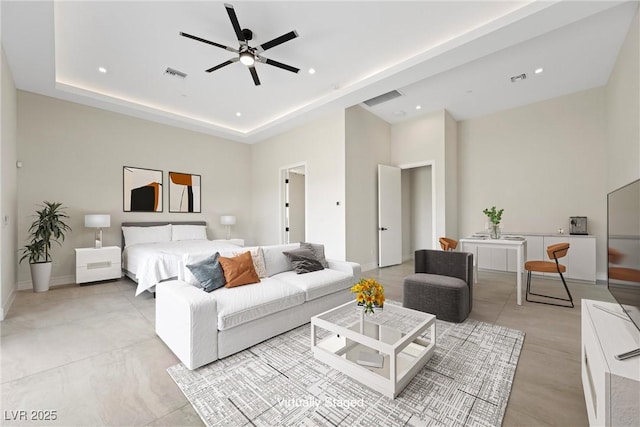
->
[378,164,402,267]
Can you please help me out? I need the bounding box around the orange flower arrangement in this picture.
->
[350,278,385,314]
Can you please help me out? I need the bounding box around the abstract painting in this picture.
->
[169,171,201,213]
[123,166,163,212]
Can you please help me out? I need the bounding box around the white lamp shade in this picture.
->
[220,215,236,226]
[85,214,111,228]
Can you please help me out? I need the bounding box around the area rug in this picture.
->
[168,314,525,427]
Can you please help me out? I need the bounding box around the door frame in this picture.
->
[396,160,437,250]
[279,162,307,244]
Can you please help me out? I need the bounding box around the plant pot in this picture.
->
[30,262,52,292]
[489,224,501,239]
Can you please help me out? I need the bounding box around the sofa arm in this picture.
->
[327,260,361,283]
[155,280,219,370]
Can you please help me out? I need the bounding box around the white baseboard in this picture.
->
[17,275,76,291]
[0,288,17,321]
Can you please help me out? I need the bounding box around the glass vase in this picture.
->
[489,224,501,239]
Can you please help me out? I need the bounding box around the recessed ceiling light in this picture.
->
[415,105,422,110]
[393,110,406,117]
[535,68,544,74]
[308,68,316,75]
[235,112,242,117]
[98,67,107,74]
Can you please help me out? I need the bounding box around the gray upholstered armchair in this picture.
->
[403,249,474,322]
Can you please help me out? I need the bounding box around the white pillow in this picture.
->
[172,224,207,241]
[122,224,172,247]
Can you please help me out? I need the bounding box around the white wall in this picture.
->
[1,45,18,318]
[17,91,252,287]
[444,111,458,238]
[606,8,640,192]
[345,106,391,270]
[391,109,452,245]
[251,110,346,260]
[410,166,433,253]
[457,88,608,277]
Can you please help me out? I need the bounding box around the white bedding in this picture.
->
[123,240,242,295]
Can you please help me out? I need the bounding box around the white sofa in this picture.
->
[155,243,361,369]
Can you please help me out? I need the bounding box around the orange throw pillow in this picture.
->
[219,251,261,288]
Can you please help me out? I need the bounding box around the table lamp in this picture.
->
[220,215,236,240]
[85,214,111,248]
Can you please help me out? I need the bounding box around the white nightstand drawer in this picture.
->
[75,246,122,284]
[76,263,121,284]
[76,246,120,266]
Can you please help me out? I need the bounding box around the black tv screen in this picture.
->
[607,178,640,332]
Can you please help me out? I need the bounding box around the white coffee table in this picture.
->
[311,300,436,398]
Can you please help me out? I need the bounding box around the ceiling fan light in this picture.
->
[239,51,255,66]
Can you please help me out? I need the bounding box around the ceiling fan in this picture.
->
[180,3,300,86]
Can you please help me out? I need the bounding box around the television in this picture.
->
[607,178,640,335]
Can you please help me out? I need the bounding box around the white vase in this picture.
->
[30,262,52,292]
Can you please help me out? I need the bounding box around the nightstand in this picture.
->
[213,238,244,247]
[75,246,122,285]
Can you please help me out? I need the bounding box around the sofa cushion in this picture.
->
[233,247,267,278]
[186,252,226,292]
[262,243,300,277]
[274,269,353,301]
[212,277,305,330]
[301,242,329,268]
[283,247,324,274]
[219,252,261,288]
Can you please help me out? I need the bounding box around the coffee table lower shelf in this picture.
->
[311,301,436,399]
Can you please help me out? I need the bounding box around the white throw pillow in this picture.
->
[172,224,208,241]
[122,224,172,247]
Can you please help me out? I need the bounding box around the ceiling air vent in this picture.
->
[510,73,527,83]
[363,90,403,107]
[165,67,187,79]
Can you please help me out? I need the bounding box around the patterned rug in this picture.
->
[168,313,525,427]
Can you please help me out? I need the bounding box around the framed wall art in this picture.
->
[123,166,163,212]
[169,171,201,213]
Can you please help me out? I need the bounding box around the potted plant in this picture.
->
[483,206,504,239]
[19,201,72,292]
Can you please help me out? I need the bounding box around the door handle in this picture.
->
[379,227,388,231]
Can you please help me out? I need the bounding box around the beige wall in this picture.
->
[17,91,252,287]
[458,88,608,277]
[251,110,346,259]
[1,46,18,318]
[391,109,452,246]
[345,106,391,270]
[606,8,640,192]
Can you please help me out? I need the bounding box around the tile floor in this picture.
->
[1,265,615,426]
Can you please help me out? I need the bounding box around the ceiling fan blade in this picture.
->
[249,66,261,86]
[259,30,299,52]
[224,3,245,41]
[205,57,238,73]
[264,58,300,74]
[180,32,238,52]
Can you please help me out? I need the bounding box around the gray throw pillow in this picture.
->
[283,247,324,274]
[186,252,226,292]
[300,242,329,268]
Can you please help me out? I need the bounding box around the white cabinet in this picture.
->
[582,300,640,426]
[75,246,121,284]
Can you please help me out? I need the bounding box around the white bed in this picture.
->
[121,222,242,295]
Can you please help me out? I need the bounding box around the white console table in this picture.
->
[459,238,527,305]
[581,300,640,426]
[473,233,596,283]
